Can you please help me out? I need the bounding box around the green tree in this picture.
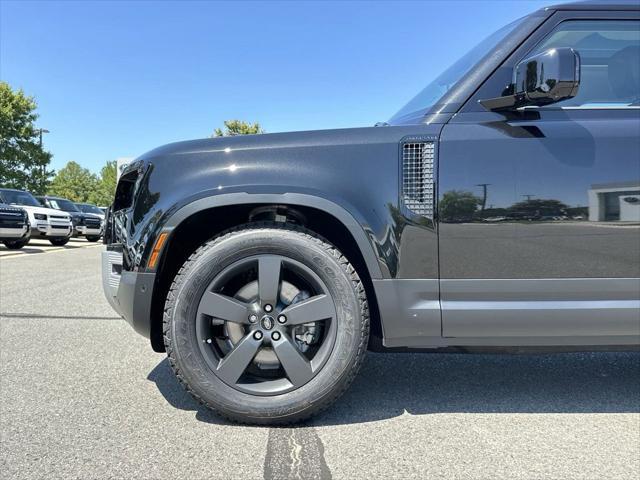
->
[89,160,117,205]
[509,198,570,219]
[439,190,481,222]
[0,82,54,193]
[49,161,98,202]
[26,149,54,194]
[213,120,264,137]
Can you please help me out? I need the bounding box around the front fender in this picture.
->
[112,124,443,279]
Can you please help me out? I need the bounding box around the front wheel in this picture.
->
[49,237,69,246]
[86,235,101,242]
[164,224,369,424]
[3,238,29,249]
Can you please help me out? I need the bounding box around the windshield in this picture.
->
[77,203,103,215]
[390,16,527,121]
[49,198,81,212]
[0,189,41,207]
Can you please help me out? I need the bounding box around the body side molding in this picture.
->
[441,278,640,338]
[375,278,640,348]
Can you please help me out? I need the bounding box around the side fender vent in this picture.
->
[402,141,435,218]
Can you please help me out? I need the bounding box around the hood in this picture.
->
[0,203,28,220]
[0,203,26,213]
[136,127,388,164]
[19,205,72,220]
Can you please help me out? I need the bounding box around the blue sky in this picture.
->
[1,0,551,173]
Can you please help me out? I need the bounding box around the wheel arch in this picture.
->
[149,193,385,352]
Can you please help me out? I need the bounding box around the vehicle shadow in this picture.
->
[147,351,640,426]
[0,246,45,254]
[0,244,86,254]
[146,358,235,426]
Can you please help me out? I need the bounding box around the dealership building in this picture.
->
[588,181,640,222]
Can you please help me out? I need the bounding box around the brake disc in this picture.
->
[224,280,302,369]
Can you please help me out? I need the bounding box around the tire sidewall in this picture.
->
[167,228,365,420]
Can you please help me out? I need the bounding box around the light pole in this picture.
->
[476,183,491,211]
[37,128,50,147]
[36,128,50,190]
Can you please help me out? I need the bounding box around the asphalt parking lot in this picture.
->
[0,237,102,258]
[1,246,639,480]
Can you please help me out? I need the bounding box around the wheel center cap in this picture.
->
[260,315,275,331]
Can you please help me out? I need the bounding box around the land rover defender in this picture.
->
[0,189,73,246]
[102,1,640,424]
[0,203,30,249]
[37,195,103,242]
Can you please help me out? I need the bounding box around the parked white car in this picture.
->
[0,188,73,246]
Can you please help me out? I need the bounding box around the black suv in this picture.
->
[0,203,30,249]
[102,0,640,424]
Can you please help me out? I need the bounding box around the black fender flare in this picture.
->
[162,192,386,280]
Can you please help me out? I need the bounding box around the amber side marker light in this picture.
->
[148,232,169,270]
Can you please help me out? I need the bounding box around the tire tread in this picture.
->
[162,222,369,425]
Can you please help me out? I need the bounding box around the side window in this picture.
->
[530,20,640,108]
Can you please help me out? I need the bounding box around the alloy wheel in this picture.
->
[195,255,338,395]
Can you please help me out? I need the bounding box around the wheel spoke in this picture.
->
[198,292,249,324]
[216,334,262,384]
[281,294,335,325]
[258,256,281,304]
[272,334,314,387]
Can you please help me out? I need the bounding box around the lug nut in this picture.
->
[253,331,263,340]
[277,314,287,324]
[248,314,258,323]
[271,331,281,341]
[264,304,273,312]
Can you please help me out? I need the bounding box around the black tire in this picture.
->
[164,223,369,424]
[86,235,101,242]
[49,237,70,246]
[3,238,29,249]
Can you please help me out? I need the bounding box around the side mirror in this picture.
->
[480,47,580,112]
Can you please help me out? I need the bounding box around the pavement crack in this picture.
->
[264,426,331,480]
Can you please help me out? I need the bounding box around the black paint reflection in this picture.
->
[439,190,594,224]
[437,184,640,279]
[438,107,640,280]
[439,181,640,224]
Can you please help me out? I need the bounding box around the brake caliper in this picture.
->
[290,291,321,353]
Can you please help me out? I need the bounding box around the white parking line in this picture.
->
[0,238,102,259]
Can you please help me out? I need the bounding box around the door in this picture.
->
[438,12,640,344]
